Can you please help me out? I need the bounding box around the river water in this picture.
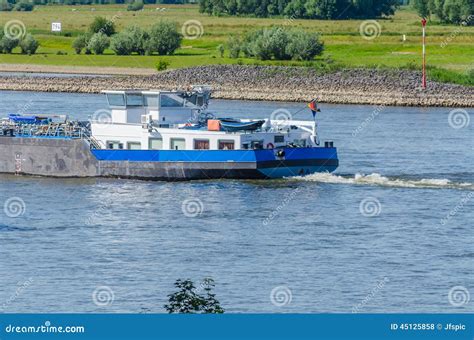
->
[0,90,472,313]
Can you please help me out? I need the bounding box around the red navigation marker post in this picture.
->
[421,18,427,89]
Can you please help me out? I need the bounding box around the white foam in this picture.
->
[291,172,474,190]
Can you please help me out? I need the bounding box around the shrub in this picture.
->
[0,0,12,11]
[124,25,148,55]
[19,34,39,55]
[13,1,34,11]
[164,279,224,314]
[72,33,91,54]
[87,32,110,55]
[242,27,324,61]
[285,30,324,61]
[89,16,115,37]
[217,44,224,57]
[0,35,19,53]
[110,32,133,55]
[111,25,149,56]
[156,59,170,71]
[127,0,144,11]
[146,21,181,55]
[227,36,241,59]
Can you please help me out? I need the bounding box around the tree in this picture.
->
[286,30,324,60]
[0,35,19,53]
[127,0,144,11]
[0,0,13,11]
[124,25,148,55]
[413,0,430,18]
[110,31,134,55]
[19,34,39,55]
[87,32,110,55]
[227,36,241,58]
[72,33,91,54]
[146,21,181,55]
[89,16,116,36]
[13,1,34,11]
[164,279,224,314]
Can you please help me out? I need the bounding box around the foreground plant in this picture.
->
[164,278,224,314]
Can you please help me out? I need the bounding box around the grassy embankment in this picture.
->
[0,4,472,85]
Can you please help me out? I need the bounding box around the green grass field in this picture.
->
[0,4,473,82]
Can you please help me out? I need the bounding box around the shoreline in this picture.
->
[0,65,472,107]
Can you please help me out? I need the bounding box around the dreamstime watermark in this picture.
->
[181,198,204,217]
[181,20,204,40]
[263,187,301,226]
[448,286,470,307]
[1,277,34,312]
[270,108,293,129]
[352,104,386,137]
[4,20,26,40]
[5,321,85,334]
[92,109,112,126]
[92,286,115,307]
[270,286,292,307]
[4,197,26,218]
[359,20,381,40]
[448,108,470,129]
[352,277,389,313]
[440,192,473,226]
[440,15,473,48]
[359,196,381,217]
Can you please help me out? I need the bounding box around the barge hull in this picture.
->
[0,137,338,180]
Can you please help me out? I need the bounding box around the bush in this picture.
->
[89,16,116,37]
[242,27,324,61]
[72,33,91,54]
[217,44,224,57]
[156,59,170,71]
[0,0,12,11]
[87,32,110,55]
[0,35,19,53]
[19,34,39,55]
[286,30,324,61]
[146,21,181,55]
[127,0,144,11]
[164,279,224,314]
[227,36,241,59]
[110,32,133,55]
[110,25,148,56]
[124,25,148,55]
[13,1,34,11]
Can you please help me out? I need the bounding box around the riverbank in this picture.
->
[0,65,472,107]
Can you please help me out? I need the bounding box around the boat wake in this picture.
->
[291,172,474,190]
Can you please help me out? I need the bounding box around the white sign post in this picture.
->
[51,22,62,33]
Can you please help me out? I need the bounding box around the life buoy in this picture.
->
[266,143,275,149]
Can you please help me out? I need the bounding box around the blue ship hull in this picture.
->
[91,147,338,179]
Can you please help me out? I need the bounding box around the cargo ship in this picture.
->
[0,86,338,180]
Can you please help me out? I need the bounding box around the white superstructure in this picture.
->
[91,86,318,151]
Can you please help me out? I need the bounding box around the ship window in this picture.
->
[127,142,141,150]
[194,139,210,150]
[126,94,143,107]
[149,138,163,150]
[251,140,264,150]
[274,135,284,143]
[160,94,185,107]
[218,140,234,150]
[107,94,125,107]
[106,141,123,150]
[170,138,186,150]
[144,95,159,108]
